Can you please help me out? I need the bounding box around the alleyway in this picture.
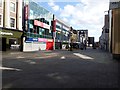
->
[2,48,119,88]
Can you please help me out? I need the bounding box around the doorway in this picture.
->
[0,38,7,51]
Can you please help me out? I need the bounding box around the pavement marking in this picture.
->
[61,56,66,59]
[10,52,22,55]
[29,61,36,64]
[16,56,25,59]
[35,54,58,59]
[0,66,22,71]
[73,53,94,60]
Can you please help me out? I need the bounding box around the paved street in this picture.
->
[1,48,119,88]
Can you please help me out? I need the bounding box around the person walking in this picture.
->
[84,40,87,50]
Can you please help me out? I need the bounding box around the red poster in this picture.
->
[46,42,53,50]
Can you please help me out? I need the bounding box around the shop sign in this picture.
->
[43,23,50,29]
[32,38,38,42]
[0,31,13,36]
[34,20,43,27]
[38,38,47,42]
[26,38,38,42]
[109,1,120,9]
[26,38,33,42]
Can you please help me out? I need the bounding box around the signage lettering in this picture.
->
[38,38,47,42]
[43,23,50,29]
[109,1,120,9]
[34,20,50,29]
[26,38,38,42]
[34,20,43,27]
[0,32,13,36]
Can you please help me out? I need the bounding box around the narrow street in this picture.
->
[2,48,119,88]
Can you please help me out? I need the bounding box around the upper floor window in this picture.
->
[0,15,2,25]
[10,2,15,12]
[10,18,15,28]
[0,0,2,7]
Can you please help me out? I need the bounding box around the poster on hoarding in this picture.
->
[38,38,47,42]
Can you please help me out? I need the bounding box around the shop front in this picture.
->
[0,28,23,51]
[23,1,54,52]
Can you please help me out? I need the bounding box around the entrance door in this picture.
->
[2,38,6,51]
[9,38,20,51]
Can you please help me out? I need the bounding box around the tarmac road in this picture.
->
[1,48,120,88]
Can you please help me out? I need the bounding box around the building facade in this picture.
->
[0,0,23,51]
[109,0,120,59]
[99,14,109,51]
[23,0,54,51]
[54,18,70,50]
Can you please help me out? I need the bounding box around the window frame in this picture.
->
[10,2,16,13]
[0,0,2,7]
[10,17,16,28]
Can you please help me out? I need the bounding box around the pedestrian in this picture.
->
[84,40,87,50]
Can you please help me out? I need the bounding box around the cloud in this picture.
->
[59,0,109,41]
[48,0,60,11]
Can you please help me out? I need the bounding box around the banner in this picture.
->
[53,20,56,32]
[25,5,28,20]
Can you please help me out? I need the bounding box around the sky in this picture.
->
[33,0,109,42]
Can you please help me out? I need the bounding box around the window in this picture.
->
[0,15,1,25]
[10,18,15,28]
[10,2,15,12]
[0,0,2,7]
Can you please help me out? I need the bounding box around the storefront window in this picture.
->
[10,18,15,28]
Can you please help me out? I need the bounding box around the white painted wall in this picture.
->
[39,42,46,50]
[17,0,23,30]
[23,38,46,52]
[4,0,10,28]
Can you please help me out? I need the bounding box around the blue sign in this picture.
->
[32,38,38,42]
[26,38,33,42]
[26,38,38,42]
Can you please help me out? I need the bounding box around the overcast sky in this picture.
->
[34,0,109,41]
